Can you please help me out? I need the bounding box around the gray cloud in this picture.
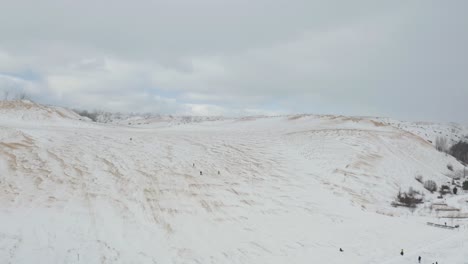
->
[0,0,466,121]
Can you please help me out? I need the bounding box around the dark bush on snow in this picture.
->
[440,185,451,195]
[423,180,437,193]
[75,110,98,122]
[395,188,423,207]
[463,181,468,191]
[450,141,468,164]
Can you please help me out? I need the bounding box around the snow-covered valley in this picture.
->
[1,101,467,263]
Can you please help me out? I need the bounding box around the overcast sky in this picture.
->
[0,0,467,122]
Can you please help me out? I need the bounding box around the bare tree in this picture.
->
[450,140,468,164]
[463,180,468,191]
[394,188,423,207]
[435,136,448,153]
[424,180,437,193]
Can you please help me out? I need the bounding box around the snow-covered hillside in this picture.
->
[1,102,467,263]
[0,100,84,123]
[372,117,468,147]
[84,110,227,127]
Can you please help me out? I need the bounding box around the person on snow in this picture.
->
[200,171,203,175]
[400,249,404,256]
[339,248,344,252]
[418,256,421,263]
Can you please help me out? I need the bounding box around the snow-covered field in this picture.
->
[1,101,467,263]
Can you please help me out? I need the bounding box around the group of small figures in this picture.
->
[193,163,220,176]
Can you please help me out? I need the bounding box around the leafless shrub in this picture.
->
[463,181,468,191]
[424,180,437,193]
[394,187,424,208]
[74,110,98,122]
[440,185,451,195]
[435,136,448,153]
[450,141,468,164]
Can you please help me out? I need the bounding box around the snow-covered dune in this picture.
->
[0,104,467,263]
[0,100,83,122]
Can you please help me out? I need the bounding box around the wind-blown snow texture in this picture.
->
[0,101,467,263]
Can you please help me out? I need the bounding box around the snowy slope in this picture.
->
[372,117,468,147]
[0,100,84,122]
[0,104,467,263]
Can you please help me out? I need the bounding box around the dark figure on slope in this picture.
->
[339,248,343,252]
[200,171,203,176]
[418,256,421,263]
[400,249,404,256]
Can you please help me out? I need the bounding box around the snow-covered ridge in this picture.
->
[371,117,468,146]
[11,100,463,146]
[91,111,468,146]
[0,100,84,122]
[87,111,228,126]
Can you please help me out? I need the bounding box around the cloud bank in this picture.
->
[0,0,467,121]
